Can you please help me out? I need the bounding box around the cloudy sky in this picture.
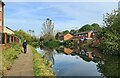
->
[4,2,118,36]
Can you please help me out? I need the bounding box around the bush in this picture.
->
[98,40,119,55]
[43,40,60,49]
[98,32,119,55]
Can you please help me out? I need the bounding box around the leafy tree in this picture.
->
[15,29,39,47]
[103,10,120,36]
[78,23,101,32]
[91,23,101,31]
[62,30,69,35]
[41,18,55,41]
[70,29,77,35]
[97,10,120,55]
[15,30,31,43]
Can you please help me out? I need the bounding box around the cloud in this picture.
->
[4,2,118,36]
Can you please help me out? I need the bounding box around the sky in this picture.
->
[4,2,118,37]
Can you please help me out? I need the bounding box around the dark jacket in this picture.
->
[23,42,27,48]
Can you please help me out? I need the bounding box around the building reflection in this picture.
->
[40,45,119,77]
[56,46,101,61]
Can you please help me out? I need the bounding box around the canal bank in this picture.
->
[4,45,34,76]
[31,46,55,76]
[2,43,22,75]
[2,44,55,77]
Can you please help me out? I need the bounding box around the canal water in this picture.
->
[36,46,119,77]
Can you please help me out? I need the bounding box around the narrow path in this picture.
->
[4,46,34,76]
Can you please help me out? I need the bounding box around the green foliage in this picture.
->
[70,29,77,34]
[97,55,119,77]
[31,46,55,76]
[98,32,119,55]
[78,23,101,32]
[79,24,93,32]
[63,30,69,35]
[98,10,120,55]
[15,30,31,43]
[14,29,39,47]
[43,40,60,49]
[92,23,101,31]
[103,10,120,36]
[55,23,101,40]
[2,43,22,72]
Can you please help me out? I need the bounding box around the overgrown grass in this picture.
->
[2,43,22,75]
[30,46,55,77]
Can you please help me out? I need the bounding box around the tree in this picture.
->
[97,9,120,55]
[41,18,55,41]
[78,23,101,32]
[28,29,35,36]
[103,10,120,36]
[70,29,77,35]
[62,30,69,35]
[91,23,101,31]
[15,30,31,43]
[78,24,93,32]
[15,29,39,47]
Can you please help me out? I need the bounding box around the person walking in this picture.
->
[22,40,27,54]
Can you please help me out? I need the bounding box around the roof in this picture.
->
[76,30,98,35]
[5,26,14,32]
[64,33,73,40]
[3,26,14,35]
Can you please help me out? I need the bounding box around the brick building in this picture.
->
[0,0,19,45]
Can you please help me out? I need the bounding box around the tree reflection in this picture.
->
[40,45,55,67]
[56,46,119,77]
[40,44,119,77]
[97,55,119,77]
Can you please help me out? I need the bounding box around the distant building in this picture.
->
[56,30,98,42]
[0,1,19,45]
[64,33,74,41]
[56,33,74,41]
[74,30,98,40]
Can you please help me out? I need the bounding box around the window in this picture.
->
[93,33,95,35]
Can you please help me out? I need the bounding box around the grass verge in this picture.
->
[2,43,22,75]
[30,46,55,77]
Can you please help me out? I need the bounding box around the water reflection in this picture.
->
[56,46,101,61]
[37,45,119,77]
[40,45,55,67]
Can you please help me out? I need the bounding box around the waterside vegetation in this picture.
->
[31,46,55,76]
[2,43,22,75]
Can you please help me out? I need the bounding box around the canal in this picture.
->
[36,46,119,77]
